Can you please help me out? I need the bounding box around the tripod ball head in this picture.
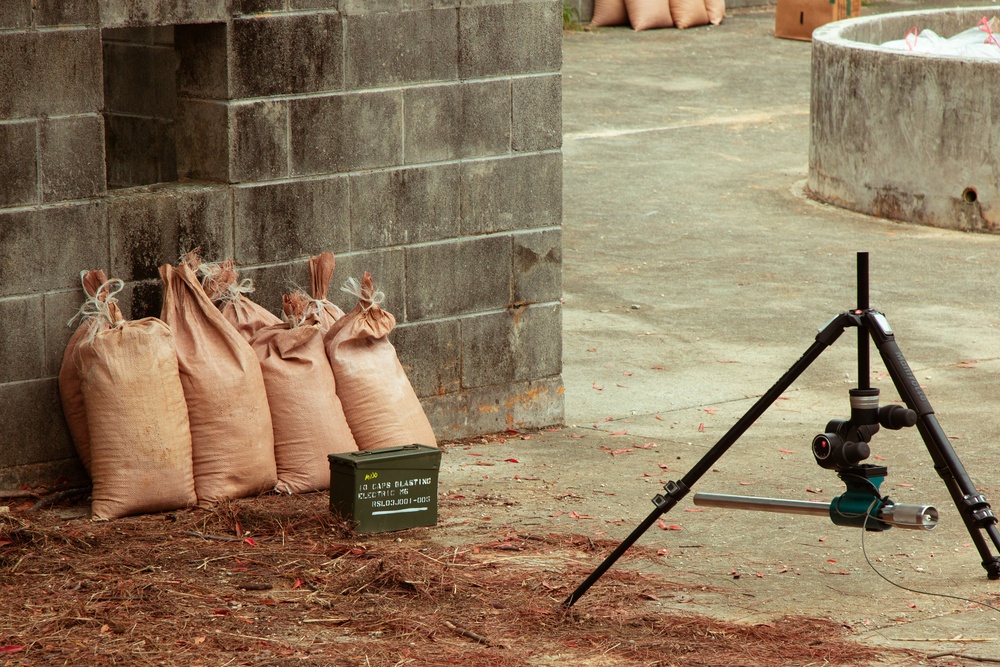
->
[812,432,871,470]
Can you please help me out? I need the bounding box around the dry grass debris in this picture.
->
[0,489,902,666]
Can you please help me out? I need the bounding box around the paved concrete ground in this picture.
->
[445,2,1000,662]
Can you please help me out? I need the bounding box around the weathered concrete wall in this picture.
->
[0,0,564,488]
[809,8,1000,231]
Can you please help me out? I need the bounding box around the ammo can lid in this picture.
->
[329,444,441,470]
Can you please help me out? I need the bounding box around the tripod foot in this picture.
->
[984,557,1000,580]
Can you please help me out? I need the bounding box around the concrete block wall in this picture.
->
[0,0,564,488]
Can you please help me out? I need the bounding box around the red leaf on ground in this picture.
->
[657,463,670,470]
[505,458,520,463]
[592,383,604,391]
[610,430,629,436]
[609,449,633,456]
[655,414,664,421]
[704,408,717,415]
[778,448,795,454]
[0,646,25,655]
[698,423,705,432]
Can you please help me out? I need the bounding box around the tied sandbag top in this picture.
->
[329,272,395,341]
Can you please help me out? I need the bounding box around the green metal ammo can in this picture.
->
[328,444,441,533]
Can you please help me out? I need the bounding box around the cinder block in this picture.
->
[461,152,562,234]
[231,13,343,97]
[0,30,102,120]
[44,289,89,377]
[40,115,107,203]
[289,92,403,176]
[233,177,349,265]
[513,228,561,304]
[460,303,561,388]
[331,248,406,318]
[35,0,98,26]
[233,0,285,13]
[420,375,564,441]
[98,0,228,27]
[102,40,177,118]
[108,185,233,282]
[392,319,461,398]
[459,2,562,78]
[403,80,510,163]
[104,114,177,188]
[344,9,457,88]
[512,74,562,152]
[0,296,45,383]
[230,101,288,183]
[0,1,31,27]
[176,100,230,182]
[175,23,228,100]
[405,235,512,320]
[349,164,461,250]
[0,379,74,467]
[0,121,38,207]
[0,458,88,490]
[0,202,107,297]
[338,0,438,14]
[235,260,310,318]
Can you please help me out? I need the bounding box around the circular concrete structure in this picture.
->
[809,8,1000,232]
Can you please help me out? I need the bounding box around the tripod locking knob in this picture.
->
[879,403,917,430]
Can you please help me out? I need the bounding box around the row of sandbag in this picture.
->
[591,0,724,30]
[58,252,436,520]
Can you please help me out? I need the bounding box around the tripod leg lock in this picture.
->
[963,494,999,528]
[653,480,691,511]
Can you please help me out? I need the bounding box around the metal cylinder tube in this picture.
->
[692,492,938,530]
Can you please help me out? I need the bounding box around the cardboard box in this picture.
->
[775,0,859,41]
[329,444,441,533]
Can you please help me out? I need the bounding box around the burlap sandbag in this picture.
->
[58,270,124,475]
[706,0,725,25]
[325,273,437,451]
[591,0,629,26]
[77,316,197,519]
[187,254,281,342]
[670,0,710,28]
[625,0,674,29]
[160,262,277,503]
[251,319,358,494]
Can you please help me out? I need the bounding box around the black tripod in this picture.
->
[564,252,1000,607]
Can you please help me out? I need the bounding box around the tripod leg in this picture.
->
[867,313,1000,578]
[563,316,854,607]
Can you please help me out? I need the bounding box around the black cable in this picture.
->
[861,503,1000,614]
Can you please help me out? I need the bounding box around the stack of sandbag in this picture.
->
[325,272,437,451]
[160,262,277,504]
[59,271,197,519]
[591,0,723,30]
[247,289,358,494]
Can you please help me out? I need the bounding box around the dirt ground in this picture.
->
[1,423,996,666]
[0,450,907,667]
